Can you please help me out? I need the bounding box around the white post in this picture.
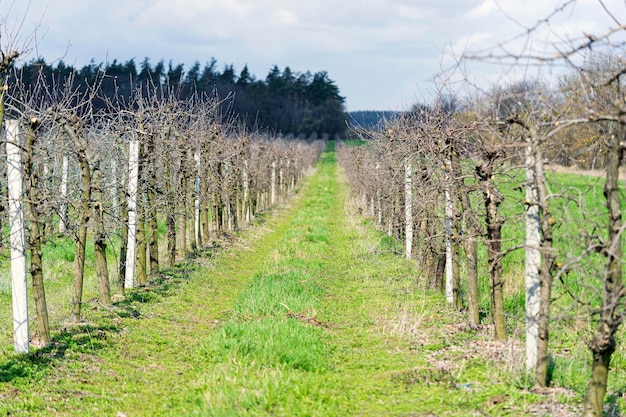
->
[271,160,276,205]
[404,161,413,259]
[125,136,139,288]
[58,155,69,233]
[445,179,454,305]
[376,163,382,226]
[243,159,250,223]
[279,160,284,196]
[6,119,29,353]
[225,161,232,231]
[525,144,541,371]
[194,152,201,247]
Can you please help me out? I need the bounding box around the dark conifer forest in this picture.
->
[14,57,348,137]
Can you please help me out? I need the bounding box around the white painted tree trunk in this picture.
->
[6,119,29,353]
[271,161,276,205]
[445,183,454,305]
[525,144,541,371]
[404,161,413,259]
[194,152,201,248]
[125,137,139,288]
[224,161,232,231]
[376,163,382,226]
[243,159,250,222]
[279,162,284,196]
[58,155,69,233]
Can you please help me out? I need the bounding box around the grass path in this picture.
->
[0,144,575,416]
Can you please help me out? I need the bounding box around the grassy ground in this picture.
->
[0,144,619,415]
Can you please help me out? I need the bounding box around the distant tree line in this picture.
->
[346,110,402,131]
[13,57,348,138]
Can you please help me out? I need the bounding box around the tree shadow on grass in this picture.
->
[0,323,119,383]
[121,244,221,306]
[123,269,193,305]
[0,244,222,385]
[605,386,626,417]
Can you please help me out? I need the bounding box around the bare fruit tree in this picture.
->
[462,0,626,411]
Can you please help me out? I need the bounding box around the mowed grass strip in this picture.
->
[191,149,338,416]
[1,144,585,416]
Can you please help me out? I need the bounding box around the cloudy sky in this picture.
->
[4,0,625,111]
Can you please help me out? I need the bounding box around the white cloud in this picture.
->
[271,9,298,26]
[7,0,626,110]
[468,0,497,18]
[451,32,494,55]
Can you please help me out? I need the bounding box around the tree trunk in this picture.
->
[434,251,446,291]
[464,236,479,325]
[187,151,196,247]
[404,161,413,259]
[194,152,201,249]
[444,181,456,305]
[450,138,476,317]
[200,147,211,245]
[24,119,51,344]
[477,153,506,341]
[117,183,128,296]
[376,163,382,226]
[164,155,176,267]
[271,160,276,205]
[61,122,91,324]
[135,135,147,286]
[243,159,250,223]
[135,188,147,286]
[92,162,112,306]
[456,181,479,324]
[147,180,159,277]
[533,139,557,388]
[583,123,624,417]
[111,158,119,222]
[279,162,284,198]
[72,166,89,323]
[218,162,226,232]
[58,155,69,233]
[177,153,188,260]
[146,136,159,277]
[200,177,210,246]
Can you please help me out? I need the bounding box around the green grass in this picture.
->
[202,318,329,371]
[444,165,626,411]
[0,146,622,415]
